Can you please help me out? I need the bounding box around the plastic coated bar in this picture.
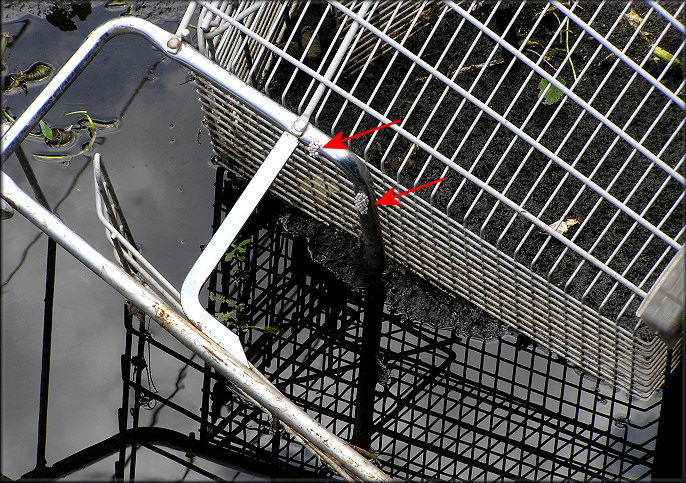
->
[646,0,686,35]
[180,131,299,365]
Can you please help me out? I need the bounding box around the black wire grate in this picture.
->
[118,167,663,480]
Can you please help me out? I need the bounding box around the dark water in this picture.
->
[1,2,678,481]
[2,3,228,480]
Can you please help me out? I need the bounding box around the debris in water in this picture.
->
[4,61,53,94]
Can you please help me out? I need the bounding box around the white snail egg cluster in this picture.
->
[354,192,369,215]
[308,140,322,157]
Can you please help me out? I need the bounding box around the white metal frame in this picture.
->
[1,16,389,481]
[187,0,684,397]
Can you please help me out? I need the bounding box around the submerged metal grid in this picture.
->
[117,169,663,480]
[193,0,684,397]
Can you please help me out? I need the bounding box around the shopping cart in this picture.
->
[187,0,684,397]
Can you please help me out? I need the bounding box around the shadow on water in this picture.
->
[44,2,92,32]
[20,167,668,480]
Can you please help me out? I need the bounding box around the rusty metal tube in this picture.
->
[1,170,389,480]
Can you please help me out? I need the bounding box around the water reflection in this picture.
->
[2,4,217,479]
[45,2,92,32]
[102,168,662,480]
[0,3,674,480]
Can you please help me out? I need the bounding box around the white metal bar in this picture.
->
[183,0,679,248]
[326,0,682,250]
[180,131,298,365]
[550,0,685,109]
[299,2,373,124]
[93,155,184,314]
[345,2,409,160]
[544,74,685,287]
[646,0,686,35]
[444,1,685,183]
[172,1,198,41]
[203,3,264,40]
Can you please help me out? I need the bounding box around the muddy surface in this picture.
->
[263,186,507,339]
[263,2,684,341]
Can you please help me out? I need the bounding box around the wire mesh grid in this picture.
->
[192,0,684,397]
[117,169,663,480]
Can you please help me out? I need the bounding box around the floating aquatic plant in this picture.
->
[4,61,53,94]
[33,111,96,160]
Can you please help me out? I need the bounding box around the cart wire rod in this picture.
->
[299,2,372,124]
[180,131,299,365]
[0,171,390,481]
[202,3,264,40]
[93,157,184,314]
[176,2,679,281]
[551,0,685,109]
[477,1,644,230]
[171,1,198,45]
[193,0,685,204]
[0,16,662,298]
[323,0,684,234]
[646,0,686,35]
[443,0,685,182]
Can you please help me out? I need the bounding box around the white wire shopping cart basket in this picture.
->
[1,1,684,478]
[181,0,684,398]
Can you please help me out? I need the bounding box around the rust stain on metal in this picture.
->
[151,302,176,329]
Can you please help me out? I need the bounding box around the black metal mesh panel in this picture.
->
[119,167,663,480]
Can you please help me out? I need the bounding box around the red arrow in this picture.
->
[323,119,401,150]
[375,178,445,206]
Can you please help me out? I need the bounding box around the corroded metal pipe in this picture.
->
[1,170,390,480]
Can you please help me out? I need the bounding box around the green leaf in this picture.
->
[538,78,566,105]
[34,111,97,160]
[224,238,250,263]
[39,120,53,140]
[214,311,235,323]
